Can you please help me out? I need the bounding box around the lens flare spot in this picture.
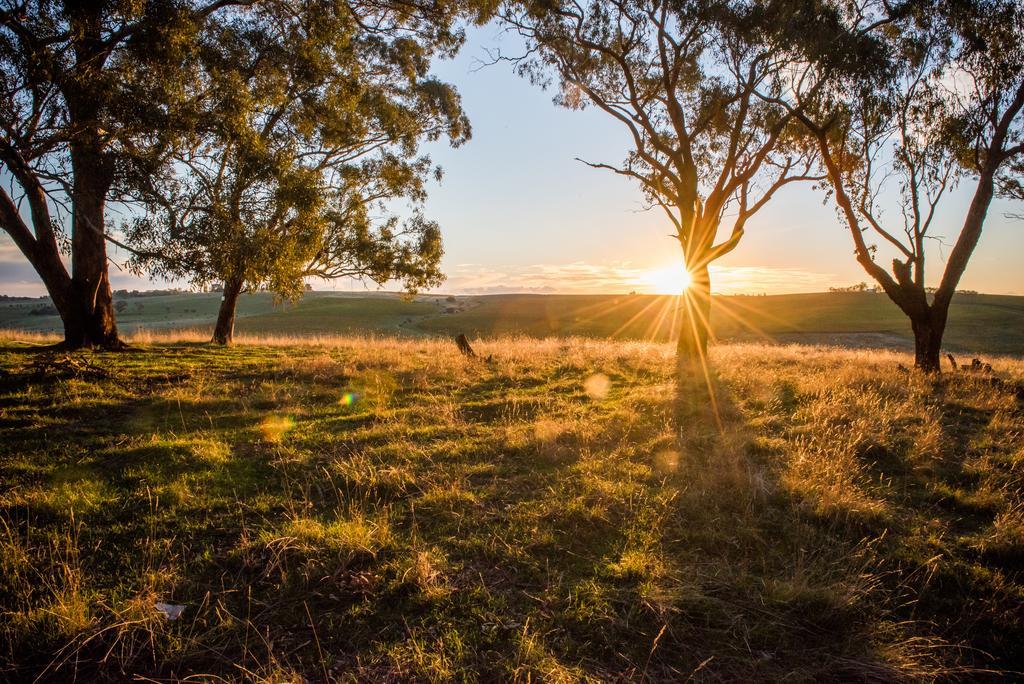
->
[584,373,611,400]
[654,450,680,473]
[339,392,357,407]
[260,415,295,443]
[533,418,564,443]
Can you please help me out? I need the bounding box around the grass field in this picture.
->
[0,292,448,338]
[2,290,1022,356]
[416,292,1024,355]
[1,334,1023,681]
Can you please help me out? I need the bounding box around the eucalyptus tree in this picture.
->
[0,0,479,349]
[771,0,1024,372]
[0,0,243,348]
[500,0,869,371]
[125,0,464,344]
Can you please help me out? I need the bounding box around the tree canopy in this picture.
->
[122,0,466,342]
[0,0,485,347]
[766,0,1024,370]
[500,0,875,365]
[0,0,235,346]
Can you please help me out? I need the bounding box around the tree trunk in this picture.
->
[212,277,244,345]
[910,312,944,373]
[66,135,122,349]
[58,5,124,350]
[67,182,121,348]
[912,170,995,374]
[676,265,712,375]
[41,259,88,349]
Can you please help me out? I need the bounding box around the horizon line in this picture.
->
[2,287,1021,299]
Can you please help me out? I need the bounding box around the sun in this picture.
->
[643,265,692,294]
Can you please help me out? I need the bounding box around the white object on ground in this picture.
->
[155,602,185,620]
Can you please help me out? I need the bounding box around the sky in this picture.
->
[1,21,1022,298]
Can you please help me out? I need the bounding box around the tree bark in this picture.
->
[42,260,88,349]
[67,144,122,349]
[911,312,944,373]
[212,276,244,345]
[676,264,712,375]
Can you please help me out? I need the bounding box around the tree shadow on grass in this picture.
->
[734,368,1023,682]
[852,374,1024,675]
[239,366,952,681]
[0,398,293,679]
[598,369,921,681]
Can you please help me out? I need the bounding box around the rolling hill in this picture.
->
[1,290,1022,356]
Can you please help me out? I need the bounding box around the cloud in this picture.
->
[0,258,50,296]
[437,261,837,295]
[0,240,26,261]
[442,261,644,294]
[2,228,836,298]
[708,266,837,294]
[0,236,177,296]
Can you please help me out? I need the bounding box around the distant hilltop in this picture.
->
[828,282,982,295]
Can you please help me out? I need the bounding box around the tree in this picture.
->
[501,0,857,372]
[0,0,245,348]
[124,0,463,344]
[774,0,1024,372]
